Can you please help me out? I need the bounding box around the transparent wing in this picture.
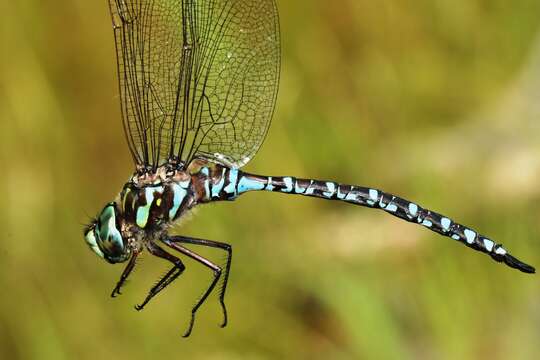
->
[108,0,280,169]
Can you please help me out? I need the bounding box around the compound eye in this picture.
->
[96,204,128,263]
[84,228,105,258]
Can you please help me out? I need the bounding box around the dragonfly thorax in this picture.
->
[84,159,211,263]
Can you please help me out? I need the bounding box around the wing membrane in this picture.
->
[108,0,280,169]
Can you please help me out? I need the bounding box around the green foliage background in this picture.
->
[2,1,540,359]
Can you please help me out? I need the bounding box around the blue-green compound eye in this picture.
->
[84,203,129,264]
[84,228,104,258]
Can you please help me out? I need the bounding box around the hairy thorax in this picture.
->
[115,158,231,248]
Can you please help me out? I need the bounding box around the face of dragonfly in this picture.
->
[84,203,130,264]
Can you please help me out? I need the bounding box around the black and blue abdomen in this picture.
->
[197,163,533,273]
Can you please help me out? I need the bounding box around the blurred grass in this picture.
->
[2,0,540,359]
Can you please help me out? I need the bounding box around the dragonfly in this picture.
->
[84,0,535,337]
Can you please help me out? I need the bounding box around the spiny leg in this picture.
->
[134,266,184,311]
[162,237,223,338]
[135,241,186,311]
[111,250,140,298]
[166,236,232,328]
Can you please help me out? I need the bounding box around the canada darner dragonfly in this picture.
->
[84,0,535,337]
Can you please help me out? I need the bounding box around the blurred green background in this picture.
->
[2,0,540,359]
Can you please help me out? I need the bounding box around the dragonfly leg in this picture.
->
[162,237,223,338]
[111,250,140,297]
[165,236,232,328]
[135,241,186,311]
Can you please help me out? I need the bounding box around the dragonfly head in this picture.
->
[84,202,130,264]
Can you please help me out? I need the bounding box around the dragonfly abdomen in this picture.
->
[211,169,534,273]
